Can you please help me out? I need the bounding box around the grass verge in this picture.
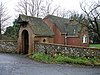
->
[89,44,100,48]
[31,52,100,66]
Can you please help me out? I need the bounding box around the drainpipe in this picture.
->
[64,33,67,45]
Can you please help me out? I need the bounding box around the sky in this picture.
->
[53,0,82,12]
[1,0,83,19]
[0,0,95,26]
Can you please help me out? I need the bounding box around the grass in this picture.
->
[31,52,100,66]
[89,44,100,48]
[32,52,50,63]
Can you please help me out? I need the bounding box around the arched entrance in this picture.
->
[22,30,29,54]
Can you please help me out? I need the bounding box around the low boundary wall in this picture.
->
[0,40,17,53]
[35,43,100,58]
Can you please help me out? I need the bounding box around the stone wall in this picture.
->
[35,43,100,58]
[0,40,17,53]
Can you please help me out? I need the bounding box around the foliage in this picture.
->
[80,0,100,42]
[4,19,20,40]
[32,52,100,66]
[32,52,50,63]
[69,12,100,43]
[54,55,90,65]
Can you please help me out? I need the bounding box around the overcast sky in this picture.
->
[1,0,97,26]
[1,0,83,18]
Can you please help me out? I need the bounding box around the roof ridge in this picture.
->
[44,14,82,36]
[45,15,69,20]
[18,14,54,36]
[19,14,42,19]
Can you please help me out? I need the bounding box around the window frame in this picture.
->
[82,35,87,44]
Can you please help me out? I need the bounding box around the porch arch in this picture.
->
[21,30,29,54]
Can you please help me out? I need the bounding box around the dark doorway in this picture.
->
[22,30,29,54]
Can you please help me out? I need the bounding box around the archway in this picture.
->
[22,30,29,54]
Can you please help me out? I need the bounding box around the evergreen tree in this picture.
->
[4,19,20,40]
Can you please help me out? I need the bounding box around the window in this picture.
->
[82,35,87,43]
[43,39,46,42]
[73,29,76,34]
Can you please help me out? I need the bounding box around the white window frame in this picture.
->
[82,35,87,43]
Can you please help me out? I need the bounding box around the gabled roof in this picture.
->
[44,15,82,36]
[66,25,80,36]
[18,14,54,37]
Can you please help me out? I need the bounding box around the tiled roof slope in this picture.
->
[18,14,54,36]
[44,15,82,36]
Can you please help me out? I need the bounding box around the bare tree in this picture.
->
[0,2,10,39]
[80,0,100,42]
[16,0,60,18]
[36,0,43,17]
[41,0,60,17]
[16,0,28,15]
[28,0,36,17]
[57,9,79,18]
[54,9,66,18]
[28,0,43,17]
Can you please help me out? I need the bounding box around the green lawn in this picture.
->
[89,44,100,48]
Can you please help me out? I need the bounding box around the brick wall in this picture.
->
[44,18,65,44]
[35,43,100,58]
[0,40,17,53]
[67,37,81,46]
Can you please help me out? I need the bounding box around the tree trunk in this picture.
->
[0,18,1,39]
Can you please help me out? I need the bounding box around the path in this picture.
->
[0,53,100,75]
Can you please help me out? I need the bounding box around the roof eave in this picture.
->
[35,35,54,37]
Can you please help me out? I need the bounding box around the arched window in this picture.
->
[82,35,87,43]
